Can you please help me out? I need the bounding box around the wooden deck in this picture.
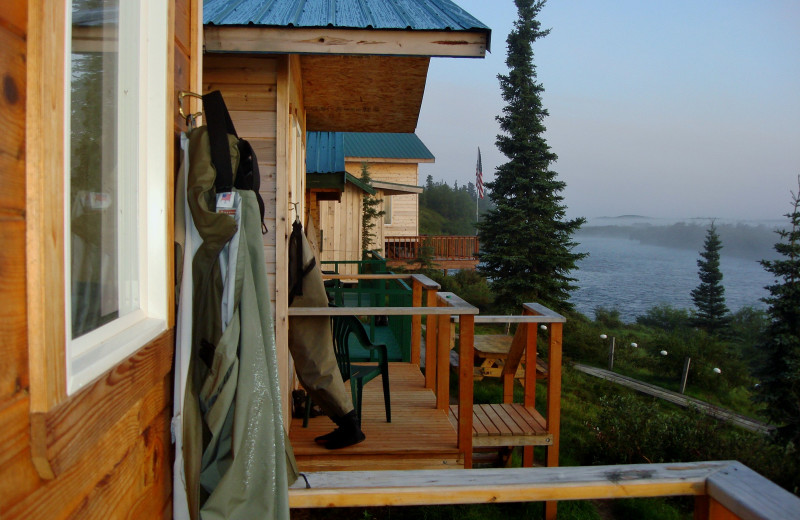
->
[449,404,552,447]
[289,362,462,472]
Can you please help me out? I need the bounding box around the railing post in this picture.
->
[521,309,538,468]
[458,313,474,470]
[436,310,450,410]
[424,289,438,390]
[410,279,422,366]
[545,321,563,520]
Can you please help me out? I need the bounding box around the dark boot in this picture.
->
[314,410,365,449]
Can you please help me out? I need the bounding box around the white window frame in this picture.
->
[63,0,169,394]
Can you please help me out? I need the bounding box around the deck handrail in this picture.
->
[289,287,477,468]
[288,460,800,519]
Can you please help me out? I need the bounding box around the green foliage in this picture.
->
[635,305,692,331]
[755,177,800,445]
[691,223,731,333]
[426,270,494,312]
[359,163,385,254]
[593,306,623,329]
[584,393,799,495]
[478,0,586,314]
[419,176,490,236]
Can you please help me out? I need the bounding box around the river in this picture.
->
[570,235,774,322]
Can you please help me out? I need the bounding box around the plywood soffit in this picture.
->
[301,55,429,132]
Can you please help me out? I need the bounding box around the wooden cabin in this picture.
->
[3,1,798,519]
[307,132,433,273]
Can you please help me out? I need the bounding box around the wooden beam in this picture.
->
[705,460,800,520]
[458,314,474,469]
[288,305,478,316]
[424,289,438,390]
[204,26,488,58]
[410,279,422,366]
[288,462,730,508]
[26,0,68,412]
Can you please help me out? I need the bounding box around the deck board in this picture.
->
[290,363,461,472]
[449,404,552,448]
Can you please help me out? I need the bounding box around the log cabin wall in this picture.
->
[0,1,199,517]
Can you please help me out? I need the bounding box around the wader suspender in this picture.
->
[202,90,268,233]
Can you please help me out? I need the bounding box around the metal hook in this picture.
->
[178,91,203,127]
[289,202,300,223]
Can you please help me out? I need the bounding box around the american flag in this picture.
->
[476,148,484,199]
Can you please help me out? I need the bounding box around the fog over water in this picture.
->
[570,234,774,323]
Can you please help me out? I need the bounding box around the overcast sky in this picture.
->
[415,0,800,221]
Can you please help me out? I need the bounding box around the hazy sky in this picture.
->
[416,0,800,221]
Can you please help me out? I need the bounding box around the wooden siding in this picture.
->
[350,161,420,238]
[202,53,293,421]
[319,183,364,273]
[0,1,197,517]
[317,161,420,270]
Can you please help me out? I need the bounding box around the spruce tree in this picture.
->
[477,0,585,313]
[755,178,800,444]
[359,163,384,256]
[691,222,730,333]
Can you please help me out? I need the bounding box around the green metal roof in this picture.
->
[204,0,490,46]
[342,132,434,161]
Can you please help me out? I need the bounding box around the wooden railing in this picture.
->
[289,461,800,519]
[384,235,479,262]
[290,273,477,466]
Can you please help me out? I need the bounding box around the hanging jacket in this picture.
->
[181,126,297,520]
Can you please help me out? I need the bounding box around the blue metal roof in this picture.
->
[306,131,345,174]
[204,0,489,34]
[343,132,434,160]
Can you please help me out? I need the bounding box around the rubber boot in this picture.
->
[314,410,365,449]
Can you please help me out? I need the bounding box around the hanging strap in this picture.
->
[202,90,268,233]
[202,91,237,193]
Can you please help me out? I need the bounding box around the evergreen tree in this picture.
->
[359,163,384,255]
[755,178,800,444]
[691,222,730,333]
[477,0,585,313]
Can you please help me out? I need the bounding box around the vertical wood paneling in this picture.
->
[0,23,26,216]
[1,0,191,517]
[0,220,28,399]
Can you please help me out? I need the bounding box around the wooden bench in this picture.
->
[473,334,549,381]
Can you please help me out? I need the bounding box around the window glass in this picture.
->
[69,0,139,339]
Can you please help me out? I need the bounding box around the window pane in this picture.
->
[70,0,138,339]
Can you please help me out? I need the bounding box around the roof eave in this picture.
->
[204,26,489,58]
[346,156,435,164]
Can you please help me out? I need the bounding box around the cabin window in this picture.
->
[65,0,168,393]
[384,195,393,225]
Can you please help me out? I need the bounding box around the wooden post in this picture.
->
[608,336,616,371]
[436,311,450,411]
[410,279,422,366]
[544,322,563,520]
[522,309,538,468]
[680,356,691,394]
[424,289,438,390]
[694,496,740,520]
[459,313,474,469]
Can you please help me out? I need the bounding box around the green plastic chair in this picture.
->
[303,315,391,427]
